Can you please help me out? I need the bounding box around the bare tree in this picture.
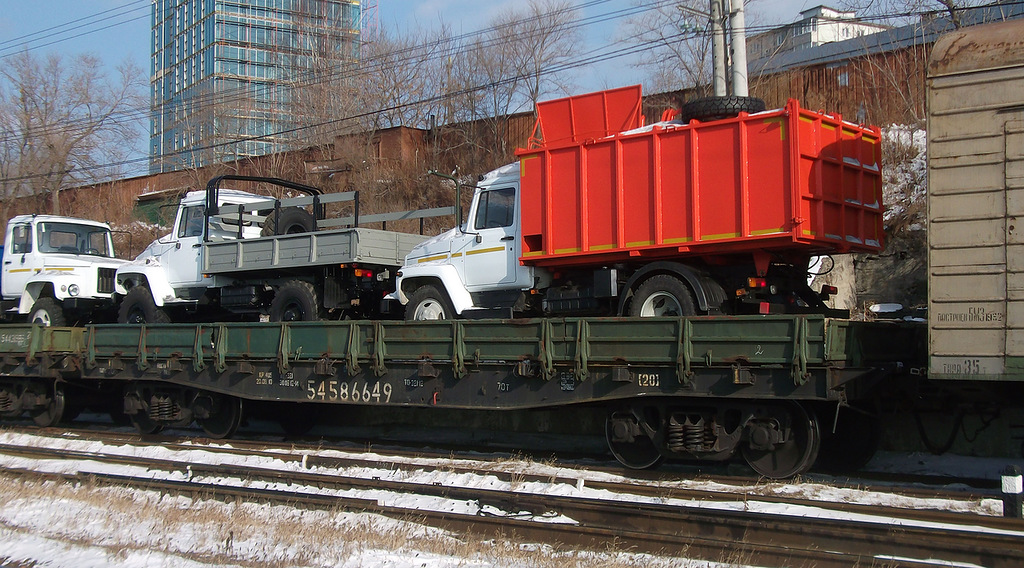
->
[286,0,365,147]
[358,25,455,131]
[0,52,143,215]
[622,1,713,95]
[499,0,581,112]
[446,0,581,169]
[840,0,1000,28]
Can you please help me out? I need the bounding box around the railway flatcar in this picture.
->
[5,19,1024,479]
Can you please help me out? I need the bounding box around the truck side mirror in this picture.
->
[475,234,482,244]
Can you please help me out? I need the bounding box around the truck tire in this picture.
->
[119,286,170,324]
[261,207,315,236]
[29,297,67,327]
[680,96,766,123]
[629,275,696,317]
[405,285,455,320]
[270,280,320,321]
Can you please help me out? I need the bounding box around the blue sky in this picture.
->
[0,0,813,83]
[0,0,811,175]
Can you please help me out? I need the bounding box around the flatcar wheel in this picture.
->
[30,383,66,427]
[741,403,820,479]
[123,390,162,434]
[197,395,243,439]
[605,411,664,470]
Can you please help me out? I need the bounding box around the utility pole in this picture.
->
[708,0,749,97]
[728,0,748,96]
[710,0,727,96]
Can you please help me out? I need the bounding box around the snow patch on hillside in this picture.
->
[882,125,927,231]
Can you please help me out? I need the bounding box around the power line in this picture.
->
[0,0,149,58]
[0,0,666,146]
[0,23,696,184]
[0,0,1011,184]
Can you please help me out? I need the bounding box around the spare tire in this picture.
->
[261,207,315,236]
[679,96,766,123]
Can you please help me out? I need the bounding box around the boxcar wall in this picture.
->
[927,19,1024,381]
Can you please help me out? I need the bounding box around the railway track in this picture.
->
[9,420,1004,500]
[1,427,1022,567]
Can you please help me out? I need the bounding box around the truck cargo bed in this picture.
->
[203,228,426,274]
[516,89,884,267]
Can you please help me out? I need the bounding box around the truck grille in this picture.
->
[97,268,116,294]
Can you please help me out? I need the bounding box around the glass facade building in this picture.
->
[150,0,360,173]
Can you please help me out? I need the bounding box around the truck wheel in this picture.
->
[261,207,315,236]
[119,286,170,324]
[630,275,696,317]
[29,297,67,327]
[680,96,766,122]
[405,285,455,320]
[270,280,320,321]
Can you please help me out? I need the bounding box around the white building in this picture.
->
[748,6,889,62]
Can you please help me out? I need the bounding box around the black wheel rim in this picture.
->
[198,396,243,439]
[605,412,663,469]
[741,403,820,479]
[281,301,305,321]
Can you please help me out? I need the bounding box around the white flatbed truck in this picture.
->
[115,175,452,322]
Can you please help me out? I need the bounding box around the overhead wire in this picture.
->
[0,0,984,146]
[0,23,698,183]
[0,0,1012,182]
[0,0,671,165]
[0,0,149,58]
[0,0,928,144]
[0,0,660,145]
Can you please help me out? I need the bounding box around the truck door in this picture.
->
[2,223,36,300]
[460,186,525,289]
[164,204,210,290]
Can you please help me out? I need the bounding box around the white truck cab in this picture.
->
[114,188,268,322]
[396,164,542,319]
[1,214,127,325]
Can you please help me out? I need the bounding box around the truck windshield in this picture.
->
[37,222,112,257]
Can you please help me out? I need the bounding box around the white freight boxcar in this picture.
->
[927,19,1024,379]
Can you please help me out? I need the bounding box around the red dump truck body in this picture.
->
[515,85,884,268]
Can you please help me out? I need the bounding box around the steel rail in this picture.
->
[1,443,1022,567]
[4,426,1002,508]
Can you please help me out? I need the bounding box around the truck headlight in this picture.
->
[68,284,80,296]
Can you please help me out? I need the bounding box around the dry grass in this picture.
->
[0,473,706,568]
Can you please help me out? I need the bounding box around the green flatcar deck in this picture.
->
[0,315,924,410]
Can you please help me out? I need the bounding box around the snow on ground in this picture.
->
[882,124,928,229]
[0,428,1019,567]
